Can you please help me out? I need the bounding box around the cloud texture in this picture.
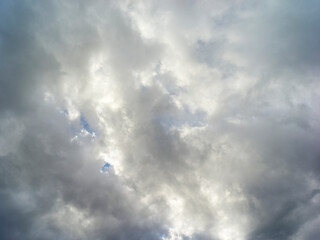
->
[1,1,320,239]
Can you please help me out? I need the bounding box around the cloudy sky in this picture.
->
[1,1,320,239]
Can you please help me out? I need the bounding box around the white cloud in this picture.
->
[1,0,320,239]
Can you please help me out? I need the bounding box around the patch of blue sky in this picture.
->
[157,107,207,129]
[80,115,96,135]
[62,111,97,139]
[100,162,111,173]
[62,109,69,116]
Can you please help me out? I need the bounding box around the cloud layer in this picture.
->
[1,1,320,239]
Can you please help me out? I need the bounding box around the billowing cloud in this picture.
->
[1,1,320,240]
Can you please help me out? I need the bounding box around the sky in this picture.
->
[1,1,320,240]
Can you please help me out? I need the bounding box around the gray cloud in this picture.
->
[1,0,320,240]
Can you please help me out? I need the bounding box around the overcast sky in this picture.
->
[1,1,320,240]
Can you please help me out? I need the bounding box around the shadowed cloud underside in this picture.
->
[1,1,320,240]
